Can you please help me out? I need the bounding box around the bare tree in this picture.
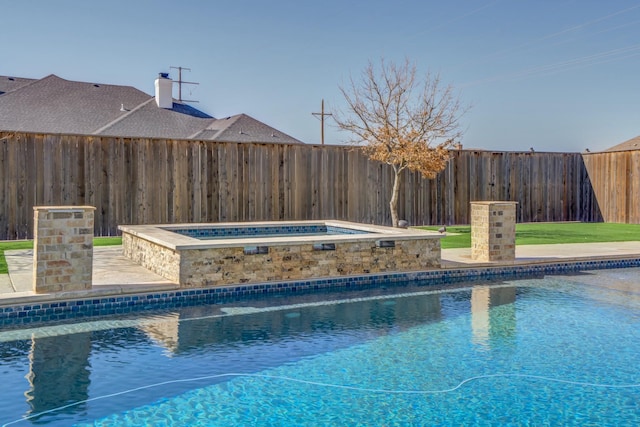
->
[334,58,466,227]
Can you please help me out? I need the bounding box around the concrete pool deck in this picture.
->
[1,241,640,306]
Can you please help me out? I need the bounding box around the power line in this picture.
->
[460,43,640,87]
[458,3,640,71]
[312,99,332,145]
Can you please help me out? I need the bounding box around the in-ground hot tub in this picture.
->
[119,220,443,288]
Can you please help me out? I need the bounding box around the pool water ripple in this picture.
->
[1,268,639,426]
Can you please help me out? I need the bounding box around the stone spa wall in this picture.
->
[120,221,442,288]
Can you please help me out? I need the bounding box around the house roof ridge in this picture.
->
[92,97,155,135]
[208,112,303,144]
[604,135,640,152]
[187,114,240,139]
[0,74,52,96]
[187,120,216,139]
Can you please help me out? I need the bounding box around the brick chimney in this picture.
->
[154,73,173,108]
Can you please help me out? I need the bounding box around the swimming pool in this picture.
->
[0,267,639,426]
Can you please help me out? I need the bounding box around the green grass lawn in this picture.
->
[0,237,121,275]
[420,222,640,249]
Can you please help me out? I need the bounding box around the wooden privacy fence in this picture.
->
[0,132,604,240]
[583,150,640,224]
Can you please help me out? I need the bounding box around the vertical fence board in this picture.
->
[206,142,218,222]
[6,135,18,238]
[630,152,640,222]
[1,132,637,239]
[0,134,7,238]
[271,144,282,220]
[16,134,31,238]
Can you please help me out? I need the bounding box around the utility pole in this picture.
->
[312,99,332,145]
[169,66,199,103]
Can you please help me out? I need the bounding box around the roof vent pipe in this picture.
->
[154,73,173,108]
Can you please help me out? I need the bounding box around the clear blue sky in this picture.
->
[3,0,640,152]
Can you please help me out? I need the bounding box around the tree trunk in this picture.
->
[389,169,401,227]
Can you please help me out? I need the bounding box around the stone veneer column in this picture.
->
[471,201,517,262]
[33,206,95,293]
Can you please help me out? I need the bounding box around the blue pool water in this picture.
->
[0,268,639,426]
[168,224,369,239]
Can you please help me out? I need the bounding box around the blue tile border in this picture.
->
[1,257,639,328]
[167,224,368,239]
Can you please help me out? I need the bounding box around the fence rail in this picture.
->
[0,132,615,240]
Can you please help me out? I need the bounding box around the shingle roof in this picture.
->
[0,74,303,144]
[605,136,640,152]
[0,76,36,95]
[189,114,303,144]
[95,98,215,139]
[0,74,151,134]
